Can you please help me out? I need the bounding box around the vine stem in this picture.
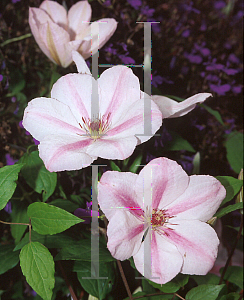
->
[57,261,79,300]
[117,260,133,300]
[219,214,243,285]
[0,219,30,226]
[0,33,32,47]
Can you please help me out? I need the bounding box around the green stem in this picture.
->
[0,33,32,47]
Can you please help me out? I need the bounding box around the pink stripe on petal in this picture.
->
[107,114,143,136]
[46,138,92,170]
[31,112,83,135]
[65,76,90,119]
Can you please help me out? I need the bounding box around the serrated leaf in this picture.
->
[0,164,23,210]
[147,273,189,293]
[10,199,29,243]
[214,202,243,218]
[186,284,225,300]
[225,131,243,173]
[129,154,143,173]
[55,239,115,262]
[216,176,243,206]
[27,202,83,235]
[0,244,20,275]
[164,131,195,152]
[19,151,57,201]
[220,266,243,289]
[201,104,224,125]
[20,242,55,300]
[75,260,115,300]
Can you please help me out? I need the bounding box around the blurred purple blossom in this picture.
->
[232,85,242,94]
[4,202,12,214]
[182,29,190,38]
[206,74,219,82]
[200,48,211,57]
[224,118,235,134]
[228,53,240,64]
[185,53,203,64]
[181,2,200,14]
[141,6,155,17]
[0,74,3,82]
[205,63,224,71]
[178,154,194,175]
[103,0,111,7]
[152,73,163,87]
[119,55,135,65]
[200,20,207,31]
[127,0,142,10]
[5,153,18,165]
[74,201,99,224]
[214,1,226,10]
[12,0,21,3]
[223,68,239,75]
[209,83,231,95]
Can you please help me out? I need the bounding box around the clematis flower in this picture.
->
[97,157,226,284]
[74,50,212,119]
[22,52,162,172]
[152,93,212,119]
[29,0,117,67]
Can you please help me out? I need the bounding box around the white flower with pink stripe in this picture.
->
[97,157,226,284]
[22,63,162,172]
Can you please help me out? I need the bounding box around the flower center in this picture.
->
[151,209,170,229]
[79,113,111,140]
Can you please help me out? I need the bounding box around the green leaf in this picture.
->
[225,131,243,174]
[124,292,172,300]
[201,104,224,125]
[55,239,115,262]
[14,230,76,251]
[147,273,189,293]
[164,131,196,152]
[10,200,29,243]
[20,242,55,300]
[216,176,243,205]
[220,292,241,300]
[27,202,83,235]
[110,161,121,172]
[0,244,20,275]
[0,164,23,210]
[214,202,243,218]
[220,266,243,289]
[186,284,225,300]
[48,198,80,213]
[191,273,220,285]
[19,151,57,201]
[75,260,115,300]
[129,154,143,173]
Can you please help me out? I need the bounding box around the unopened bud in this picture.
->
[207,216,217,226]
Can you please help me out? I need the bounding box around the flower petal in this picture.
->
[51,73,94,122]
[88,136,138,160]
[165,219,219,275]
[166,175,226,222]
[68,1,92,40]
[79,18,117,59]
[106,98,162,144]
[38,21,72,66]
[72,51,91,74]
[107,210,144,260]
[133,230,183,284]
[29,7,54,62]
[98,171,142,221]
[23,97,83,141]
[40,0,68,30]
[98,66,141,124]
[136,157,189,210]
[39,134,95,172]
[152,93,212,119]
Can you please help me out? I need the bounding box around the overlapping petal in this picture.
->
[39,134,95,172]
[40,0,68,29]
[106,210,144,260]
[152,93,212,119]
[133,231,183,284]
[165,219,219,275]
[166,175,226,221]
[136,157,189,209]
